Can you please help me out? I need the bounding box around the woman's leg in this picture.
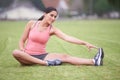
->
[12,49,47,65]
[44,53,94,65]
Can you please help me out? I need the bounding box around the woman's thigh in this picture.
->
[44,53,70,62]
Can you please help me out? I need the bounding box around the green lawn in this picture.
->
[0,20,120,80]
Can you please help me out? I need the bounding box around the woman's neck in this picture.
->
[40,20,50,27]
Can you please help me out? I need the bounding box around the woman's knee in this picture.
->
[12,49,21,57]
[60,54,70,60]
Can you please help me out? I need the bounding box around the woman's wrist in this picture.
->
[84,42,89,46]
[20,48,25,52]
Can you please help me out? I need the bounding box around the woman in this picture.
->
[12,7,104,66]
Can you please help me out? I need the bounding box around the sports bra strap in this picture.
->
[32,21,52,30]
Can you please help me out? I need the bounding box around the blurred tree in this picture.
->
[0,0,14,8]
[83,0,90,14]
[84,0,119,16]
[108,0,120,10]
[30,0,46,11]
[94,0,112,16]
[83,0,96,15]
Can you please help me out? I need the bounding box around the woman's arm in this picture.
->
[19,20,34,51]
[51,27,98,50]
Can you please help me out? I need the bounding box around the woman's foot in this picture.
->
[93,48,104,66]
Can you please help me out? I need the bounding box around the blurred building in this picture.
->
[0,0,70,20]
[0,0,44,20]
[0,0,85,20]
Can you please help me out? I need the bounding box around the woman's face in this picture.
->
[44,11,57,24]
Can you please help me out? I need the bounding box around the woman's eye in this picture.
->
[50,14,56,18]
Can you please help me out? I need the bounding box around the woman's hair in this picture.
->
[38,7,58,21]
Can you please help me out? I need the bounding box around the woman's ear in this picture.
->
[43,13,47,17]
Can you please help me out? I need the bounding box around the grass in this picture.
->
[0,20,120,80]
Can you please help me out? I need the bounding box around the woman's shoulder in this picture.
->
[27,20,36,25]
[26,20,37,29]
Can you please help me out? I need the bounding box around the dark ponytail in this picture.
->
[38,15,44,21]
[38,7,58,21]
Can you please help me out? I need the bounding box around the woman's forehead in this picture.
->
[49,11,57,15]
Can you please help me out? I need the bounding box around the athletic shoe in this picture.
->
[46,59,62,66]
[55,59,62,65]
[94,48,104,66]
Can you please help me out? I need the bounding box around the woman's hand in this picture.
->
[20,47,25,52]
[85,43,98,51]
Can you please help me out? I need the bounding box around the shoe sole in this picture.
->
[99,48,104,59]
[98,48,104,66]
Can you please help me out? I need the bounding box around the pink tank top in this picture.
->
[25,21,51,55]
